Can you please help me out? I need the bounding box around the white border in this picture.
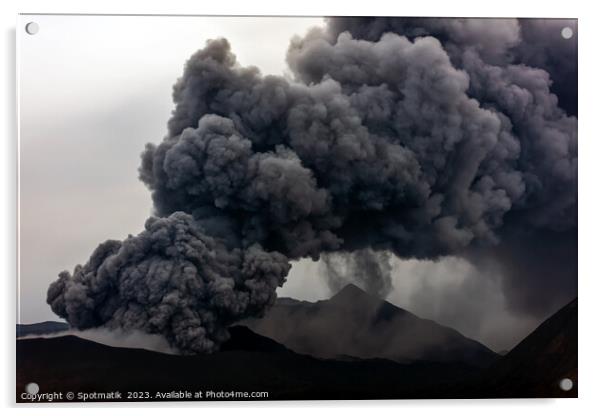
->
[3,0,601,414]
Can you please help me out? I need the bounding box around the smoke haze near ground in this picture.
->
[18,328,177,355]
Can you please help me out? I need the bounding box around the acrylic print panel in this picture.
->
[17,14,578,402]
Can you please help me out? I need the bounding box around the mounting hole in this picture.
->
[559,378,573,391]
[25,382,39,395]
[25,22,39,35]
[561,27,573,40]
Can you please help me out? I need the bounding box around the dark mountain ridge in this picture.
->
[16,288,577,400]
[17,321,69,337]
[244,284,498,367]
[472,298,577,398]
[17,326,478,401]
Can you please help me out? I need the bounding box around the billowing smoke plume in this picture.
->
[322,17,577,316]
[47,213,290,353]
[47,17,577,353]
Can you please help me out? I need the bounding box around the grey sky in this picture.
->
[19,14,544,352]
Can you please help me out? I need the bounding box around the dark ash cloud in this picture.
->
[48,17,577,353]
[48,212,290,353]
[319,16,577,318]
